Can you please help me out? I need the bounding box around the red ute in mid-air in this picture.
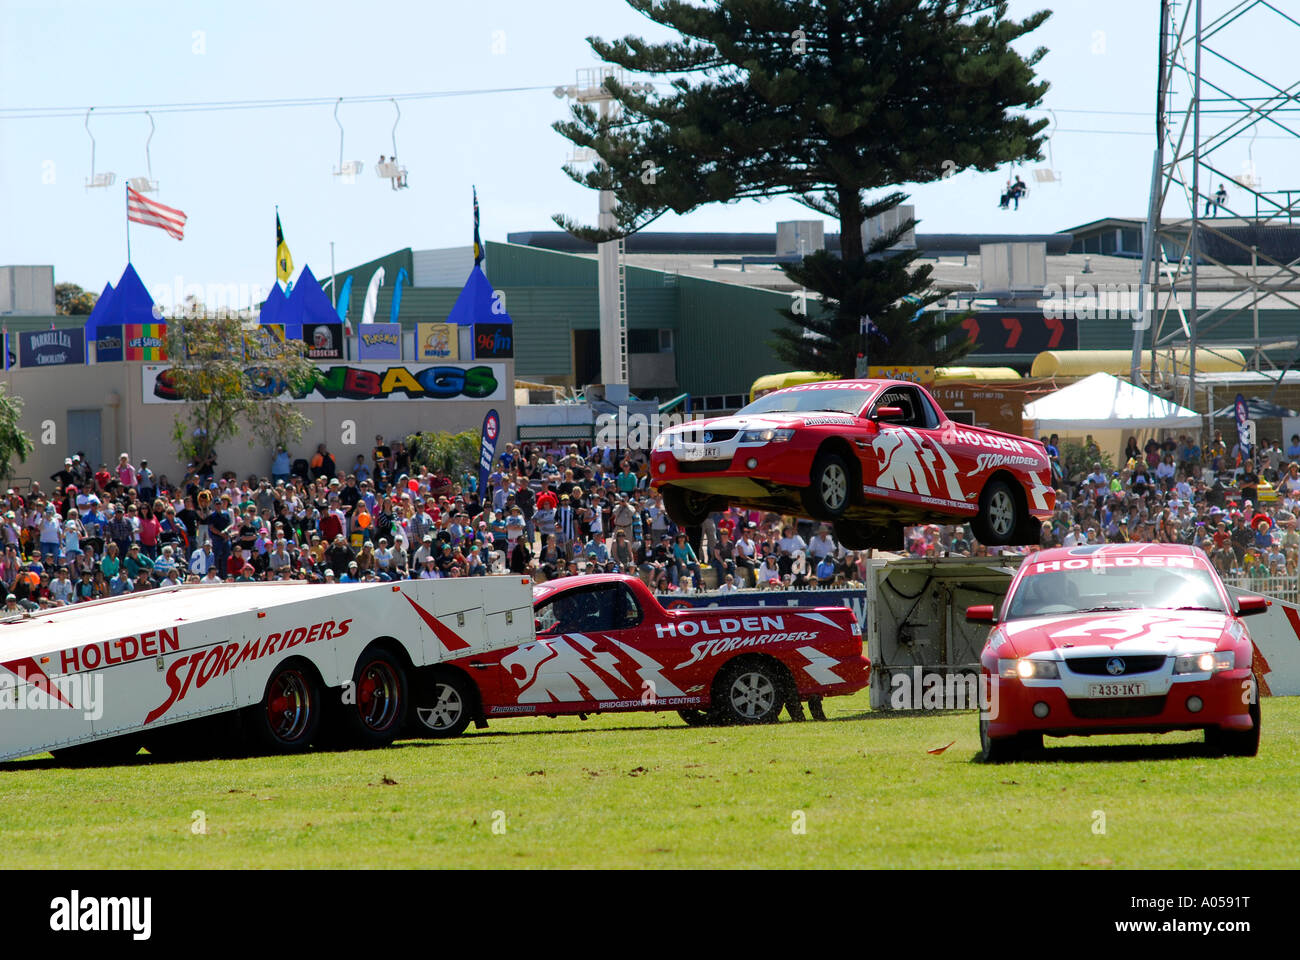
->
[406,574,868,736]
[649,378,1055,550]
[968,543,1264,762]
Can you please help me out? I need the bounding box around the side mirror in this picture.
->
[1236,595,1268,616]
[965,604,996,623]
[534,618,544,632]
[874,406,905,421]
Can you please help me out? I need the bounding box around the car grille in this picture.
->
[1067,695,1167,720]
[1064,655,1167,676]
[677,428,739,444]
[676,457,734,473]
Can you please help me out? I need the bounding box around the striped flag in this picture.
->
[127,186,187,241]
[276,211,294,283]
[473,186,484,266]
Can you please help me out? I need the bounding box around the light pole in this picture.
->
[555,69,654,395]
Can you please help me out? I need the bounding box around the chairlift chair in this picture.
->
[375,99,408,188]
[128,111,160,192]
[332,99,364,179]
[1233,126,1262,190]
[83,108,116,189]
[1032,110,1062,184]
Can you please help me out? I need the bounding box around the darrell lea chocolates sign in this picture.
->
[19,328,84,367]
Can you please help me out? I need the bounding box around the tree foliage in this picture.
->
[403,429,480,476]
[553,0,1051,258]
[164,316,318,469]
[0,385,34,483]
[54,283,97,316]
[553,0,1049,368]
[405,431,480,478]
[771,218,974,374]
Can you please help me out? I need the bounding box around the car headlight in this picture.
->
[999,658,1059,679]
[653,433,671,450]
[1173,651,1234,674]
[739,428,795,443]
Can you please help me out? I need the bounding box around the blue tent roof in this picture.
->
[282,265,340,327]
[82,281,115,337]
[88,263,157,333]
[446,265,512,327]
[259,283,287,324]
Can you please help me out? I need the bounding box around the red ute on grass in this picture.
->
[649,378,1055,550]
[968,543,1265,762]
[407,573,868,736]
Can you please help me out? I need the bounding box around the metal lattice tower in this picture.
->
[1134,0,1300,411]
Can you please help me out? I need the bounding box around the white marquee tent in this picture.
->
[1024,372,1201,431]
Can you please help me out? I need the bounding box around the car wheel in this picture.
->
[677,709,714,727]
[972,479,1021,546]
[662,486,715,527]
[833,518,903,551]
[410,669,475,738]
[329,644,409,748]
[246,658,323,753]
[801,452,852,521]
[979,712,1023,763]
[1205,680,1261,757]
[714,660,785,724]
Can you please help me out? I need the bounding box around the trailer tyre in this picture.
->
[247,658,322,753]
[410,669,474,738]
[332,644,409,748]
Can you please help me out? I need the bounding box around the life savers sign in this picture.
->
[142,362,507,403]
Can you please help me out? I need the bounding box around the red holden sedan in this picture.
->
[649,378,1053,550]
[968,543,1264,762]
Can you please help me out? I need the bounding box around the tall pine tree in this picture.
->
[554,0,1051,368]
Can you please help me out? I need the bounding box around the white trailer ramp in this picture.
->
[0,577,534,762]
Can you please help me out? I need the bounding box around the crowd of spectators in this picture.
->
[8,426,1299,611]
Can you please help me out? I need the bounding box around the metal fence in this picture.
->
[1222,573,1300,605]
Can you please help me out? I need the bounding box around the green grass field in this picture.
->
[3,692,1296,868]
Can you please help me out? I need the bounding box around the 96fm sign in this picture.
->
[474,323,513,359]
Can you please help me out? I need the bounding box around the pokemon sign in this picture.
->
[142,362,507,403]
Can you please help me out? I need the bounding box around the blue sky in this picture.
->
[1,0,1292,309]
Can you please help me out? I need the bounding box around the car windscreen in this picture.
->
[736,386,872,417]
[1002,559,1227,620]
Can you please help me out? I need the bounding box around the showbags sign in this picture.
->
[478,408,500,495]
[19,328,85,367]
[302,323,343,360]
[357,322,402,361]
[143,362,507,404]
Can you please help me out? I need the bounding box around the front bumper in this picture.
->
[649,435,820,496]
[983,667,1255,738]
